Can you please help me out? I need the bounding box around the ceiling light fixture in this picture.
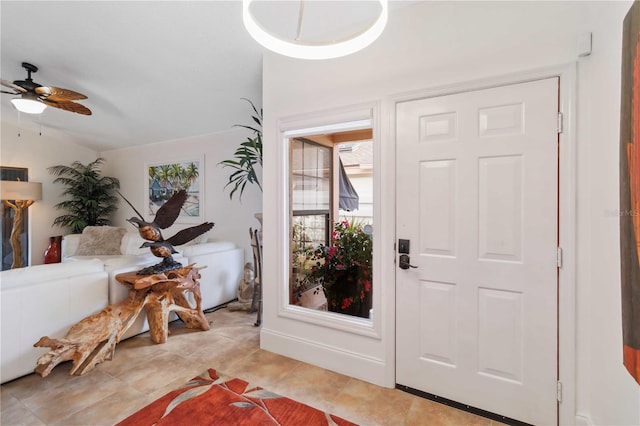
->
[242,0,388,60]
[11,93,47,114]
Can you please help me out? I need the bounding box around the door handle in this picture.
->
[399,254,418,270]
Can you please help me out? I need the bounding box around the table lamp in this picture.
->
[1,180,42,268]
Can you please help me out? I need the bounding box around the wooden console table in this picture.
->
[34,265,209,378]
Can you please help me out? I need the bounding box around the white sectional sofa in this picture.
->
[0,227,243,384]
[179,240,244,311]
[62,227,244,338]
[0,259,109,383]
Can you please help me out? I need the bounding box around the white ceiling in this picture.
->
[1,1,414,152]
[2,1,265,152]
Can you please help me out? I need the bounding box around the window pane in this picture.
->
[288,132,373,319]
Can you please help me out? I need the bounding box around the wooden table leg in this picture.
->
[172,289,210,331]
[145,291,172,344]
[34,297,144,377]
[145,279,210,343]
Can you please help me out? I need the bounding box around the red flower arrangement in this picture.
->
[305,220,372,318]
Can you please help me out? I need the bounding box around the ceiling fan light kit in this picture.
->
[2,62,92,116]
[242,0,388,60]
[11,94,47,114]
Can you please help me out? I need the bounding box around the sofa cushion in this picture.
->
[76,226,127,256]
[182,233,210,246]
[179,240,236,257]
[120,232,151,256]
[0,259,105,290]
[66,254,159,270]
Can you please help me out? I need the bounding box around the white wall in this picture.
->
[578,3,640,425]
[100,127,261,262]
[262,1,639,425]
[0,121,99,266]
[1,120,261,270]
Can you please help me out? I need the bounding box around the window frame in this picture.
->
[276,102,381,337]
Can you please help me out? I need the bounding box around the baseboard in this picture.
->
[203,299,236,314]
[574,413,593,426]
[260,327,388,387]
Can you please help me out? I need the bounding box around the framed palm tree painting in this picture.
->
[146,157,204,224]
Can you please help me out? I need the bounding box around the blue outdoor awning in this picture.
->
[339,158,359,211]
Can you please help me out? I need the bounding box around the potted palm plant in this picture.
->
[48,157,120,233]
[219,98,262,201]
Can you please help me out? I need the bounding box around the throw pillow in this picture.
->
[182,232,210,246]
[75,226,127,256]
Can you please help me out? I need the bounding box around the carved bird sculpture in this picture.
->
[125,189,188,242]
[118,190,214,274]
[140,223,214,258]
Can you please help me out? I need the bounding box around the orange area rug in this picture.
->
[117,368,357,426]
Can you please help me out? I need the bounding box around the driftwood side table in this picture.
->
[115,264,210,343]
[34,264,209,378]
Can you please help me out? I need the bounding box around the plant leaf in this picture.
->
[243,389,282,400]
[231,401,256,409]
[160,384,213,419]
[220,99,262,200]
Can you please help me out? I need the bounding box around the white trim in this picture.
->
[379,97,397,387]
[557,63,578,426]
[261,327,388,384]
[386,63,578,425]
[274,101,384,339]
[575,414,594,426]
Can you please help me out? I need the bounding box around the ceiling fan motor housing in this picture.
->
[13,62,42,91]
[21,62,38,73]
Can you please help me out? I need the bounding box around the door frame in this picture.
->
[386,63,577,425]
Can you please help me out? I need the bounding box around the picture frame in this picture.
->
[145,157,204,224]
[1,167,29,271]
[620,1,640,385]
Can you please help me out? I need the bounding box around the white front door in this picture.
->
[395,78,559,425]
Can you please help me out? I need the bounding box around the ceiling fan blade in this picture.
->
[1,79,26,93]
[42,99,92,116]
[35,86,87,101]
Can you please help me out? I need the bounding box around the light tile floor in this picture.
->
[1,308,506,425]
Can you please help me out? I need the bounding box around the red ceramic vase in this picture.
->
[44,235,62,264]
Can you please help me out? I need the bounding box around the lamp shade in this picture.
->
[11,97,47,114]
[1,181,43,201]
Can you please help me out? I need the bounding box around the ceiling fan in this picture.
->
[1,62,91,115]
